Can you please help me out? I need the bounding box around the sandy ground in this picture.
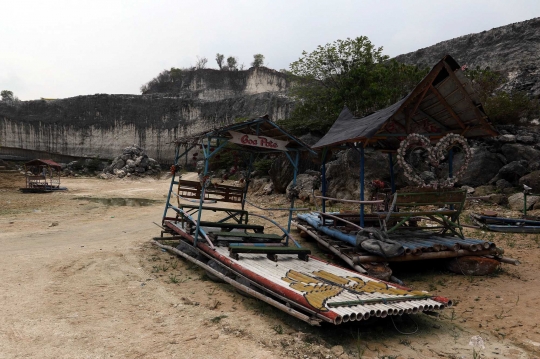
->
[1,171,540,359]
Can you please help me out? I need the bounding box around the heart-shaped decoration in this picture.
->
[396,133,472,189]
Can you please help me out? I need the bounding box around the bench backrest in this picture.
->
[178,180,244,203]
[395,189,467,212]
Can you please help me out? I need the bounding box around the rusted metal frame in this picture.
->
[405,85,431,133]
[443,62,498,136]
[429,85,466,129]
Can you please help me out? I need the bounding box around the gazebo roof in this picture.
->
[174,115,316,154]
[25,159,62,170]
[313,55,498,150]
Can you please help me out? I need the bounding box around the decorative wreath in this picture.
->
[397,133,472,189]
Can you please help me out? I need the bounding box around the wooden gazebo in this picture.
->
[312,54,498,225]
[21,159,66,193]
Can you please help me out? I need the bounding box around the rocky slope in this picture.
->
[0,67,293,163]
[395,17,540,98]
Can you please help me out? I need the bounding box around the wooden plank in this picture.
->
[429,85,466,129]
[229,246,311,254]
[375,210,458,218]
[210,231,283,240]
[197,221,264,232]
[406,85,431,133]
[443,63,498,136]
[180,204,247,214]
[417,109,449,130]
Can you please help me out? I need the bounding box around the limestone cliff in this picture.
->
[395,17,540,97]
[0,67,293,163]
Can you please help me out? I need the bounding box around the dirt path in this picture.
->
[0,172,538,358]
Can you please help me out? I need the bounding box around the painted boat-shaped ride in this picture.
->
[471,213,540,233]
[156,219,452,326]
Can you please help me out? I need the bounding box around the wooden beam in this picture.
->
[405,85,431,133]
[429,85,466,129]
[417,109,449,130]
[443,63,498,136]
[386,61,445,124]
[393,120,407,132]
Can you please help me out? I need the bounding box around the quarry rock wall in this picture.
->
[0,90,294,163]
[0,67,294,163]
[395,17,540,98]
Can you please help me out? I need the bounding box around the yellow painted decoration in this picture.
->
[281,270,430,311]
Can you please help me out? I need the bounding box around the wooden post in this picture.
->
[321,147,328,213]
[360,146,365,227]
[388,152,395,194]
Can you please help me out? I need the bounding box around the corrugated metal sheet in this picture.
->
[214,247,448,323]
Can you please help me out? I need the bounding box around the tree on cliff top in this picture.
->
[1,90,14,102]
[216,53,224,69]
[195,56,208,70]
[251,54,264,68]
[1,90,19,104]
[278,36,428,135]
[226,56,238,71]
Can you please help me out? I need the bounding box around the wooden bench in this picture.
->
[209,231,283,242]
[229,246,311,261]
[180,203,248,224]
[177,180,244,203]
[187,221,265,234]
[375,189,467,238]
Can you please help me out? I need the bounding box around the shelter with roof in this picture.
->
[21,159,66,193]
[163,115,316,246]
[290,55,517,276]
[312,55,498,225]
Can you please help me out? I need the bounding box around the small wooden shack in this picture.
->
[20,159,67,193]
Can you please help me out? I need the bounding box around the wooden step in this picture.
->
[195,221,264,233]
[210,231,283,241]
[229,246,311,261]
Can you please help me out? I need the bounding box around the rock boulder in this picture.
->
[508,192,540,211]
[456,147,504,187]
[519,170,540,191]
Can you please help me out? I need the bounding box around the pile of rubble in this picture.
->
[101,145,161,179]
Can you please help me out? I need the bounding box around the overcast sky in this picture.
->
[1,0,539,100]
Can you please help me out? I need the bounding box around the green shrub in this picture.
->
[253,158,273,175]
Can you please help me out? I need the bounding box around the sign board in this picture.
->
[229,131,289,151]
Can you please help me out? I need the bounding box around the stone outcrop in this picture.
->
[0,67,294,163]
[142,67,292,99]
[101,145,160,179]
[395,17,540,98]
